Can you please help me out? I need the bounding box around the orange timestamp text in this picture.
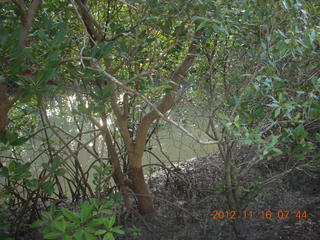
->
[210,210,308,220]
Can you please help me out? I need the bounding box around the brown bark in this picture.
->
[73,0,104,42]
[116,31,201,214]
[108,92,154,212]
[135,30,202,157]
[103,125,131,209]
[14,0,42,48]
[224,148,236,209]
[71,2,202,214]
[129,163,154,213]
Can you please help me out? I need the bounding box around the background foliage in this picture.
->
[0,0,319,239]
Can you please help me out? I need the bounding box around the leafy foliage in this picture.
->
[0,0,319,238]
[31,198,125,240]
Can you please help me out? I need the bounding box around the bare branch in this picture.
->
[260,163,312,187]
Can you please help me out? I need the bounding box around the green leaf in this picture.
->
[109,215,115,227]
[30,220,45,228]
[8,161,16,172]
[118,40,127,54]
[55,168,66,176]
[243,139,252,145]
[87,217,109,227]
[267,103,279,108]
[53,218,66,232]
[26,178,39,189]
[42,181,55,195]
[226,122,232,128]
[60,218,67,232]
[113,192,121,202]
[0,167,9,178]
[80,202,93,222]
[74,229,84,240]
[84,231,96,240]
[10,137,28,146]
[218,113,229,120]
[102,85,112,98]
[63,236,73,240]
[87,218,104,228]
[51,158,61,170]
[51,23,66,45]
[7,132,18,145]
[272,148,283,155]
[104,216,116,229]
[103,232,115,240]
[278,93,286,103]
[192,16,210,24]
[293,153,305,161]
[274,108,281,117]
[111,226,124,235]
[271,135,279,146]
[100,42,114,53]
[42,212,52,221]
[316,133,320,142]
[50,204,56,217]
[42,163,52,172]
[84,227,96,234]
[197,19,210,31]
[94,229,107,235]
[61,208,79,223]
[102,200,114,209]
[92,210,98,217]
[0,132,7,144]
[293,125,308,140]
[44,232,62,239]
[91,198,99,210]
[101,209,112,215]
[162,84,172,93]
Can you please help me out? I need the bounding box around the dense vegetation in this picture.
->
[0,0,319,239]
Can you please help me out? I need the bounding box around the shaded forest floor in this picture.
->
[7,147,320,240]
[123,147,320,240]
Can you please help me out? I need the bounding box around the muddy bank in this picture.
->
[122,151,320,240]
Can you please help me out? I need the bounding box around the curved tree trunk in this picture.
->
[72,0,201,215]
[129,155,154,214]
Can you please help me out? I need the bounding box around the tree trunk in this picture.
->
[102,126,132,209]
[224,145,237,209]
[129,155,154,214]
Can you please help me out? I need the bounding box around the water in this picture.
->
[1,103,218,198]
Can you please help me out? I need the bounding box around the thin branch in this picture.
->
[260,163,312,187]
[61,57,222,145]
[70,0,96,45]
